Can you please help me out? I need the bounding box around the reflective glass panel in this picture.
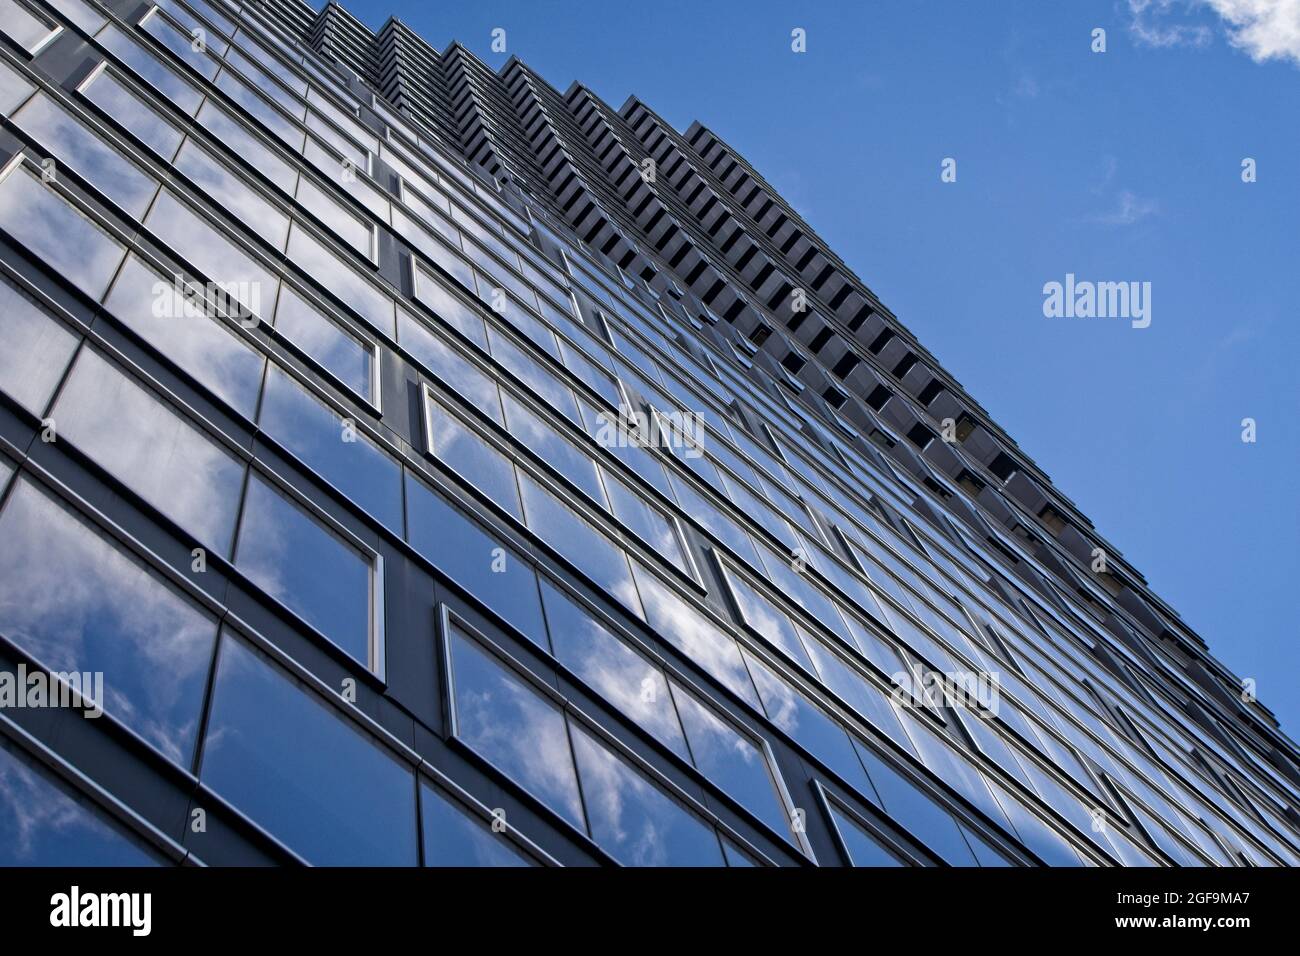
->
[286,225,393,336]
[0,739,160,866]
[0,276,79,415]
[234,472,374,666]
[517,473,641,618]
[0,163,125,299]
[420,782,531,867]
[53,348,244,553]
[539,578,689,760]
[144,189,276,321]
[273,285,372,399]
[502,394,605,506]
[570,723,725,866]
[202,635,416,864]
[829,804,905,867]
[101,255,265,419]
[11,93,157,216]
[96,25,203,115]
[424,393,521,518]
[672,687,792,842]
[258,365,402,532]
[0,478,217,765]
[404,473,545,645]
[446,628,585,830]
[295,176,370,256]
[397,308,501,423]
[173,138,289,249]
[632,562,760,709]
[80,68,182,160]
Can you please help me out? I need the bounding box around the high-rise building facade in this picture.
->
[0,0,1296,868]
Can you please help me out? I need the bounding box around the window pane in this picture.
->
[52,348,245,554]
[984,778,1085,866]
[579,400,672,499]
[667,472,763,569]
[446,628,585,830]
[304,109,366,167]
[558,338,621,409]
[745,653,878,798]
[234,473,374,667]
[487,326,578,424]
[258,365,402,532]
[144,190,276,321]
[539,578,689,760]
[11,93,158,217]
[404,473,545,645]
[829,804,906,867]
[672,687,792,842]
[0,56,34,114]
[601,472,690,575]
[195,100,296,193]
[723,565,814,672]
[80,68,182,160]
[273,285,371,398]
[303,137,389,221]
[410,268,487,350]
[0,0,56,53]
[96,25,203,115]
[173,138,289,249]
[154,0,231,50]
[142,9,221,79]
[235,35,308,97]
[295,177,370,257]
[903,714,1018,838]
[0,739,160,866]
[853,740,978,866]
[286,224,394,336]
[101,255,265,419]
[397,308,501,423]
[570,723,725,866]
[0,163,126,299]
[802,633,917,756]
[631,563,760,709]
[425,393,520,518]
[201,636,416,865]
[0,276,79,415]
[406,222,473,293]
[517,473,640,618]
[420,782,531,867]
[0,478,217,764]
[47,0,107,33]
[503,394,605,507]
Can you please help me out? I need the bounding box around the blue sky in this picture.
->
[346,0,1300,734]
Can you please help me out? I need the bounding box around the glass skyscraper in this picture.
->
[0,0,1296,868]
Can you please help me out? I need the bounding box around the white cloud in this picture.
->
[1127,0,1215,48]
[1088,190,1160,225]
[1126,0,1300,66]
[1205,0,1300,65]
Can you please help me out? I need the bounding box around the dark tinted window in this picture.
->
[234,473,375,666]
[405,473,546,646]
[420,782,532,867]
[0,739,160,866]
[201,636,417,865]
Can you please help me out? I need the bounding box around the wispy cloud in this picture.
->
[1126,0,1300,67]
[1088,189,1160,225]
[1127,0,1215,48]
[1092,155,1120,195]
[1011,72,1040,99]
